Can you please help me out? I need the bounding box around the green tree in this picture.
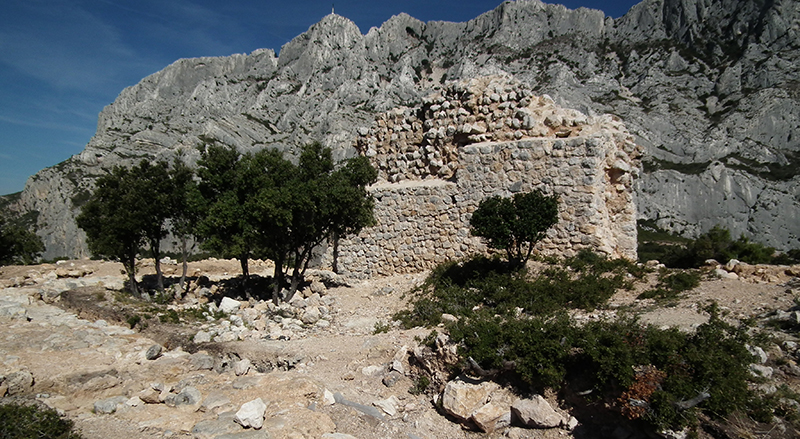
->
[194,142,377,303]
[77,160,180,296]
[168,158,201,293]
[195,144,264,283]
[470,190,559,269]
[0,215,44,266]
[135,161,174,293]
[77,165,148,295]
[266,143,377,303]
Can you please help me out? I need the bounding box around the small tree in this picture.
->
[194,142,376,303]
[77,165,148,295]
[269,143,377,302]
[195,144,264,283]
[168,158,200,293]
[470,190,559,269]
[0,215,44,266]
[135,160,174,293]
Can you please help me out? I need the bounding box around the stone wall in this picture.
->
[326,77,642,278]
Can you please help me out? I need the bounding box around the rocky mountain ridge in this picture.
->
[7,0,799,260]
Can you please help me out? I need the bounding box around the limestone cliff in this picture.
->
[8,0,799,259]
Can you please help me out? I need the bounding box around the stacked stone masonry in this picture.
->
[329,76,642,278]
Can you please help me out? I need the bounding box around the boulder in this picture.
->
[189,352,215,370]
[93,395,128,414]
[219,297,241,314]
[235,398,267,429]
[373,395,401,416]
[194,330,212,343]
[440,377,499,421]
[233,358,252,376]
[713,268,738,280]
[472,400,512,433]
[301,306,322,325]
[200,392,232,413]
[137,388,161,404]
[4,370,34,396]
[750,364,774,379]
[145,344,163,360]
[746,344,768,364]
[511,395,565,428]
[164,386,202,407]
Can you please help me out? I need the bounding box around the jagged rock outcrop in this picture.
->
[6,0,799,259]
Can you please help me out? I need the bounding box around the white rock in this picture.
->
[361,365,384,376]
[233,358,252,376]
[441,378,499,421]
[301,306,322,324]
[749,364,774,379]
[193,330,212,343]
[565,415,579,430]
[219,297,241,314]
[746,344,768,364]
[713,268,738,280]
[390,359,405,374]
[235,397,267,429]
[725,259,741,271]
[471,401,511,433]
[323,389,336,406]
[125,396,143,407]
[373,395,401,416]
[511,395,565,428]
[441,313,459,323]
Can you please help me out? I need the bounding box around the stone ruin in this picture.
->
[325,76,642,278]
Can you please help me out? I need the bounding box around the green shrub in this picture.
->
[125,314,141,329]
[446,304,759,431]
[470,190,559,269]
[638,269,701,301]
[648,225,785,268]
[158,309,180,324]
[394,252,641,328]
[0,403,83,439]
[408,376,430,395]
[448,312,576,389]
[373,321,391,334]
[398,252,765,433]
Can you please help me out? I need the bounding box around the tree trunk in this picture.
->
[152,239,164,294]
[332,232,340,274]
[271,257,285,305]
[284,248,311,304]
[124,255,138,296]
[239,253,249,290]
[179,236,188,296]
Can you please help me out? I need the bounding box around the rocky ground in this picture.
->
[1,258,799,439]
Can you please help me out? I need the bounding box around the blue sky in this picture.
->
[0,0,640,196]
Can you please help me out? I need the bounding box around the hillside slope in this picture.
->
[7,0,798,260]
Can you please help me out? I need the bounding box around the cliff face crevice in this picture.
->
[8,0,799,260]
